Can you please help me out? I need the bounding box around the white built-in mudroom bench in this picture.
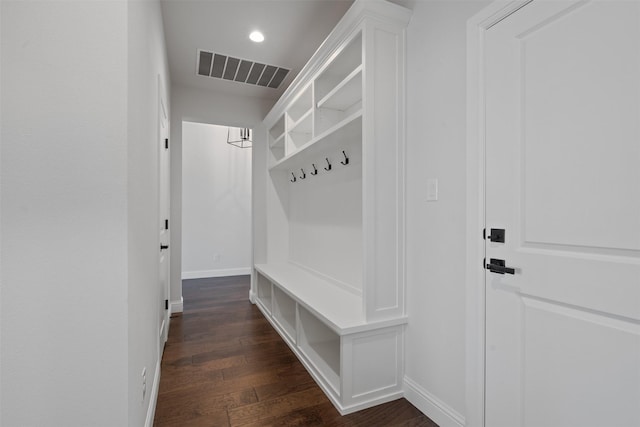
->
[251,0,411,415]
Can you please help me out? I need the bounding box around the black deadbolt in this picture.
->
[488,228,505,243]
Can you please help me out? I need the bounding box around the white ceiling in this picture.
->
[160,0,355,106]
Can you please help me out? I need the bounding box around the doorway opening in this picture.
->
[181,121,253,282]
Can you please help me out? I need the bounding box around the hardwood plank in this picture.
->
[155,412,231,427]
[155,387,255,427]
[392,418,442,427]
[221,354,298,380]
[159,355,246,394]
[239,333,287,346]
[234,403,328,427]
[153,276,438,427]
[335,399,436,427]
[253,373,317,402]
[162,338,243,362]
[227,387,329,426]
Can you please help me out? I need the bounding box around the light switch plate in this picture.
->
[427,178,438,201]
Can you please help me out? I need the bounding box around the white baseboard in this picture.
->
[181,268,252,280]
[404,376,465,427]
[170,297,183,314]
[144,359,161,427]
[159,318,166,340]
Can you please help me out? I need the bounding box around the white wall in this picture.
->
[252,123,268,268]
[181,123,252,279]
[402,1,490,426]
[1,2,129,425]
[0,3,4,423]
[127,0,171,425]
[169,85,270,309]
[1,1,170,425]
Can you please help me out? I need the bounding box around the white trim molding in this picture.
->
[465,2,532,427]
[404,376,465,427]
[144,360,161,427]
[181,268,252,280]
[170,297,183,314]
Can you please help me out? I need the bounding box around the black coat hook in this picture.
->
[340,150,349,165]
[310,164,318,175]
[291,172,296,183]
[324,158,332,171]
[299,168,306,179]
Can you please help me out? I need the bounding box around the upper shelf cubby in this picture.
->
[271,110,362,172]
[315,33,362,107]
[317,65,362,111]
[287,109,313,152]
[269,115,285,141]
[289,108,313,134]
[287,85,313,124]
[269,115,286,162]
[285,85,314,155]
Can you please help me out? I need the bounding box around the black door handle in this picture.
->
[486,258,515,275]
[160,244,169,250]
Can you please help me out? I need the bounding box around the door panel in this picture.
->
[523,297,639,427]
[520,1,640,251]
[485,1,640,426]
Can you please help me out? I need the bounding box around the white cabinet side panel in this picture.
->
[364,24,405,320]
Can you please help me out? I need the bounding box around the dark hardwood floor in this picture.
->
[154,276,438,427]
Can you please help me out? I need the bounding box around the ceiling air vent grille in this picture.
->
[197,50,290,89]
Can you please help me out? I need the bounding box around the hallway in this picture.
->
[154,276,436,426]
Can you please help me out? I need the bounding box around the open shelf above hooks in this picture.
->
[270,110,361,171]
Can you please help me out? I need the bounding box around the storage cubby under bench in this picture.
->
[254,263,407,414]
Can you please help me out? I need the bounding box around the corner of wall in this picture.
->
[170,297,184,314]
[404,376,465,427]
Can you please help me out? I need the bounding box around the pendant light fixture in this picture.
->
[227,127,252,148]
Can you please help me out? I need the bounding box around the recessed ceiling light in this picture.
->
[249,31,264,43]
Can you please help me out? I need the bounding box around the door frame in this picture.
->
[158,75,170,350]
[465,2,531,426]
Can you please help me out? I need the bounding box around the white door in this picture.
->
[159,94,170,354]
[485,1,640,426]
